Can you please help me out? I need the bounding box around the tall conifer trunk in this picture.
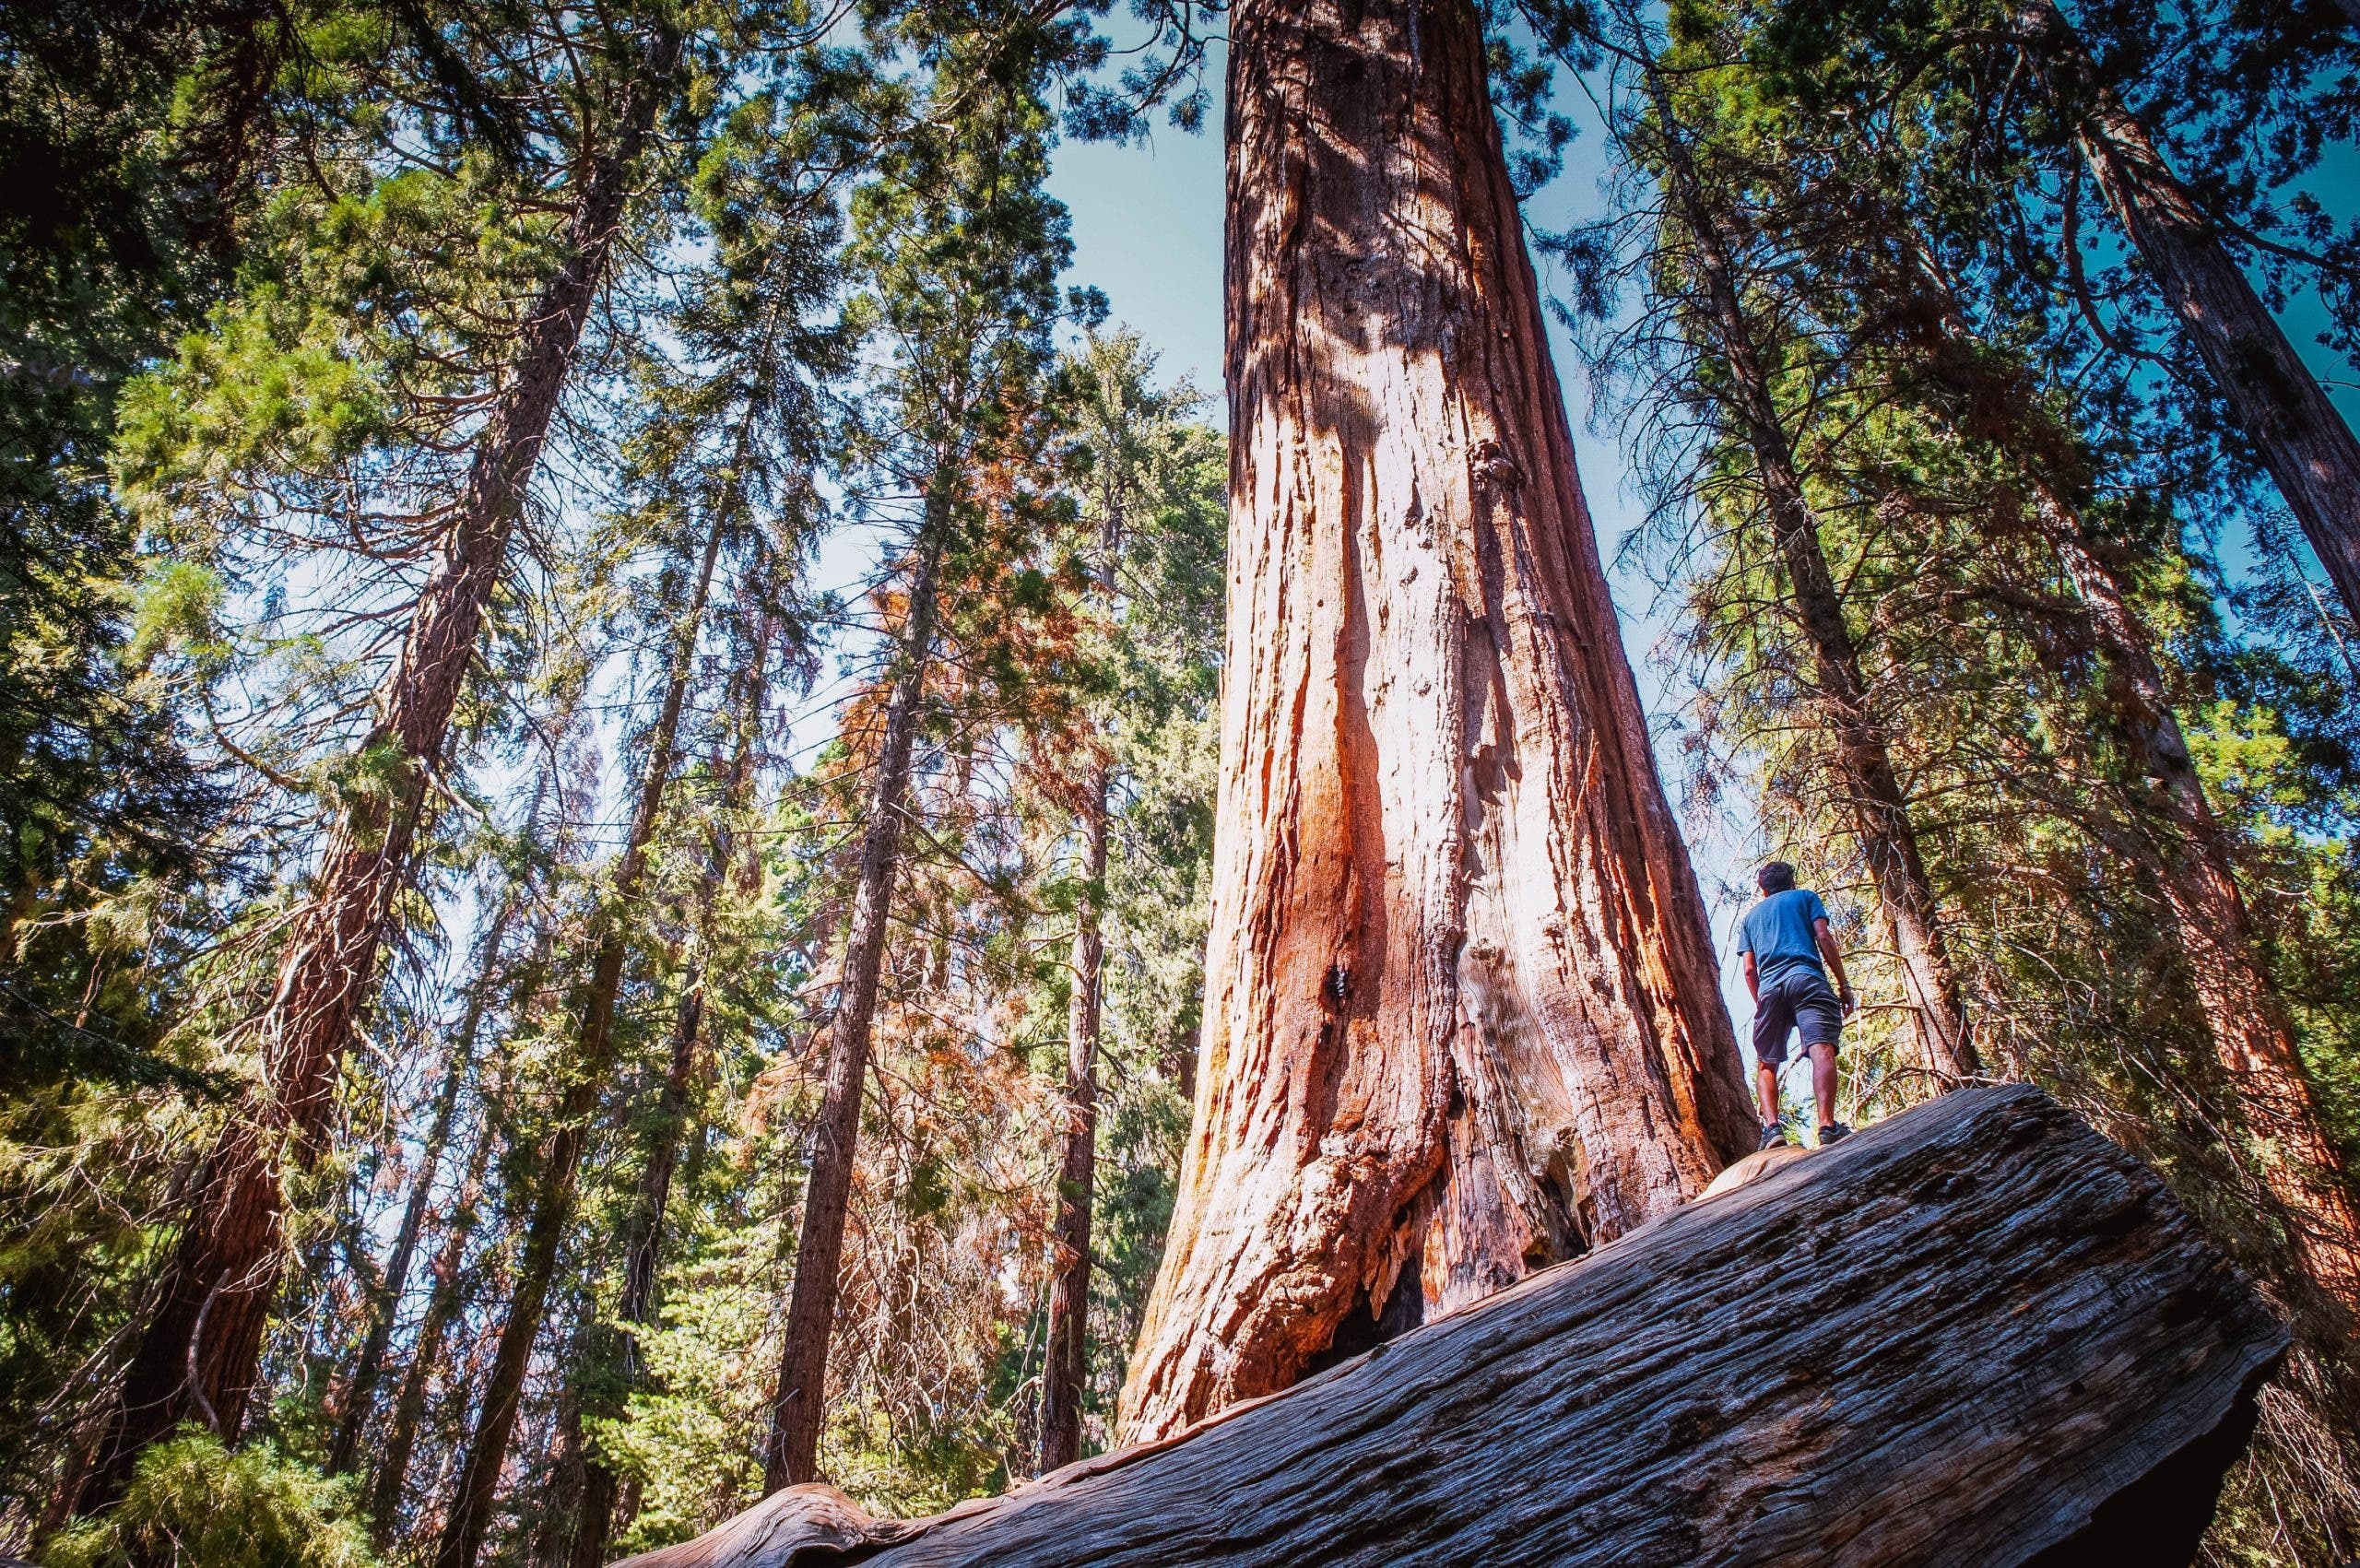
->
[569,627,773,1567]
[370,1093,497,1547]
[434,487,726,1568]
[2035,488,2360,1306]
[1115,0,1754,1444]
[1038,754,1108,1472]
[1038,457,1123,1474]
[85,29,680,1504]
[1639,61,1976,1083]
[2017,0,2360,619]
[761,491,950,1491]
[1898,256,2360,1306]
[327,888,518,1476]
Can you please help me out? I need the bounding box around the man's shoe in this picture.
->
[1759,1123,1789,1152]
[1818,1123,1851,1148]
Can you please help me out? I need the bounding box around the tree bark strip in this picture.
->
[1637,58,1976,1083]
[1115,0,1756,1445]
[2018,0,2360,619]
[762,492,951,1491]
[435,464,728,1568]
[621,1085,2288,1568]
[86,28,682,1505]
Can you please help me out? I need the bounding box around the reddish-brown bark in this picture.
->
[762,508,950,1491]
[2019,0,2360,620]
[1897,254,2360,1308]
[85,30,679,1507]
[1038,749,1107,1473]
[2033,485,2360,1306]
[1114,0,1754,1444]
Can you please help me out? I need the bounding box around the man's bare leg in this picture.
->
[1810,1042,1839,1134]
[1756,1061,1782,1129]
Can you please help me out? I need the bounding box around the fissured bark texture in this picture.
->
[1115,0,1754,1443]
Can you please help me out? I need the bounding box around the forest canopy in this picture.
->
[2,0,2357,1562]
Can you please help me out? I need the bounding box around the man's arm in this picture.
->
[1741,949,1760,1006]
[1813,917,1857,1016]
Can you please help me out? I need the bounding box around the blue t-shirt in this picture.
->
[1740,889,1831,989]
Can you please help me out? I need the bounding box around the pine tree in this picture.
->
[761,10,1080,1480]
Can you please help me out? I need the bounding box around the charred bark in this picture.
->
[761,494,950,1491]
[1638,58,1976,1082]
[2018,0,2360,619]
[620,1086,2287,1568]
[86,27,682,1505]
[1115,0,1757,1445]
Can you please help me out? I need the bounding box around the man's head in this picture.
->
[1757,861,1797,895]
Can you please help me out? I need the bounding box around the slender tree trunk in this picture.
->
[368,1095,496,1548]
[1639,58,1977,1082]
[1897,249,2360,1306]
[1038,751,1108,1473]
[2017,0,2360,618]
[1038,459,1125,1474]
[1114,0,1755,1445]
[434,472,725,1568]
[327,891,517,1475]
[2034,487,2360,1304]
[85,29,680,1505]
[569,446,775,1568]
[566,942,713,1568]
[762,491,951,1491]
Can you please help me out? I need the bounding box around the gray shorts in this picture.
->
[1753,971,1842,1067]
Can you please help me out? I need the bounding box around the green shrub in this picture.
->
[44,1430,374,1568]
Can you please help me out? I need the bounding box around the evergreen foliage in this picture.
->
[3,0,2356,1560]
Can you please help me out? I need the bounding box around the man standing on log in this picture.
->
[1740,862,1857,1150]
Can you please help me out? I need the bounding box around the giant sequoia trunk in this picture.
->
[1115,0,1756,1445]
[619,1086,2287,1568]
[435,491,727,1568]
[1641,63,1976,1083]
[762,500,950,1491]
[86,29,680,1505]
[2018,0,2360,619]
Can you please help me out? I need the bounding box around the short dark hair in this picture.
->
[1757,861,1797,894]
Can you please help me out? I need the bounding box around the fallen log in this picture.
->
[619,1085,2286,1567]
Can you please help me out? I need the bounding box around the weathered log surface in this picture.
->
[618,1086,2285,1568]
